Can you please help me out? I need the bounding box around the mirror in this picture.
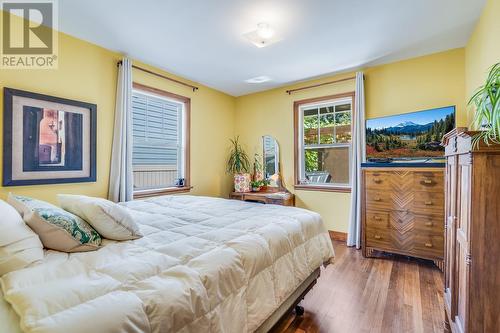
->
[262,135,280,187]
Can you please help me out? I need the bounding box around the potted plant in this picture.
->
[469,62,500,147]
[227,136,251,192]
[253,153,264,182]
[260,178,271,191]
[250,180,262,192]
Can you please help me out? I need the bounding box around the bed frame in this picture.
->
[255,267,321,333]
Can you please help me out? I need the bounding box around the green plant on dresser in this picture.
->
[469,62,500,147]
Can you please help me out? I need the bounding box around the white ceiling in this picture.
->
[59,0,486,96]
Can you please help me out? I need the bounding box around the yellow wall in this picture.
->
[0,26,235,203]
[132,62,236,197]
[235,49,465,232]
[465,0,500,124]
[0,9,482,234]
[364,49,466,126]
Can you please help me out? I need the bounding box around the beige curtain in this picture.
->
[347,72,366,248]
[108,58,133,202]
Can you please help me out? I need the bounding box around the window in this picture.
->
[132,83,190,197]
[294,92,354,192]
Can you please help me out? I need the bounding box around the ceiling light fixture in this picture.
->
[245,76,272,84]
[243,22,281,48]
[256,22,275,40]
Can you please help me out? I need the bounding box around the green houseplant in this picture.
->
[250,180,262,192]
[469,62,500,147]
[227,137,251,192]
[252,153,264,182]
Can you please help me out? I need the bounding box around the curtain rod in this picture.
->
[117,61,199,92]
[285,76,357,95]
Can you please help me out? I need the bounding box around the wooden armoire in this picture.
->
[442,128,500,333]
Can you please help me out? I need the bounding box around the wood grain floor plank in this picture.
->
[358,259,393,332]
[271,241,444,333]
[407,261,423,333]
[381,259,404,332]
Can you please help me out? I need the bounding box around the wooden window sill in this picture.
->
[294,185,351,193]
[133,186,191,199]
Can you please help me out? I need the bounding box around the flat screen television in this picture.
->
[366,106,455,161]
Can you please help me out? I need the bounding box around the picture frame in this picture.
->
[3,88,97,186]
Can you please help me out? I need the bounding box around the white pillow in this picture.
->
[8,194,101,253]
[0,199,44,276]
[58,194,142,241]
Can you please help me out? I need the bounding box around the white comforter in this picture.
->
[1,195,334,333]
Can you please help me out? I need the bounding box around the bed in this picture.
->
[0,195,334,333]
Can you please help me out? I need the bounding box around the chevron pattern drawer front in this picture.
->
[362,168,444,270]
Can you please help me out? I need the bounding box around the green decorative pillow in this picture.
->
[8,194,101,252]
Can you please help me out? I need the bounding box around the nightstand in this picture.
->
[229,191,295,206]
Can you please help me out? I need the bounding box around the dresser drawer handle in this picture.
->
[374,216,382,221]
[424,201,433,205]
[423,179,433,184]
[374,197,382,202]
[425,221,433,226]
[373,179,382,184]
[425,243,433,248]
[374,235,381,240]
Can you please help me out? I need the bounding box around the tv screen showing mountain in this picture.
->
[366,106,455,160]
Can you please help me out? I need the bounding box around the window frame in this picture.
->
[132,82,191,199]
[293,92,355,193]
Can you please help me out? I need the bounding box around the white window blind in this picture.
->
[132,90,184,191]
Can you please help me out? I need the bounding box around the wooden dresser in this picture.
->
[442,128,500,333]
[361,165,445,269]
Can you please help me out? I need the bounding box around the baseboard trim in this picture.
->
[329,230,347,242]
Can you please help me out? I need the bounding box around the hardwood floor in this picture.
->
[272,241,444,333]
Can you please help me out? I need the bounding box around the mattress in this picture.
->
[1,195,334,333]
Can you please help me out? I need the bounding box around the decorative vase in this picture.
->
[234,173,251,192]
[252,186,261,192]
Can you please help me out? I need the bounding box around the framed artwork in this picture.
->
[3,88,97,186]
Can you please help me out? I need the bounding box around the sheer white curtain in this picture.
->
[108,58,133,202]
[347,72,366,248]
